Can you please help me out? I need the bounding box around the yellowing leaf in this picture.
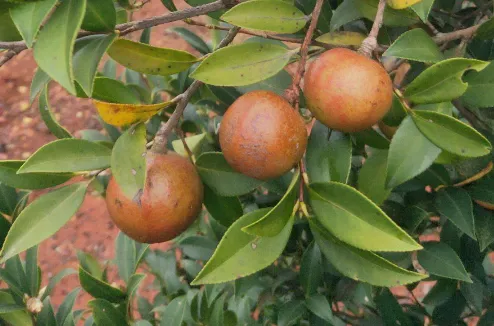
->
[387,0,423,9]
[107,38,198,76]
[316,31,366,47]
[93,99,173,126]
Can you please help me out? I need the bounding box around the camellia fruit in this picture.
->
[219,90,307,180]
[106,152,203,243]
[304,48,393,133]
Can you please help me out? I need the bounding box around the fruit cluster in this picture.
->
[105,48,393,243]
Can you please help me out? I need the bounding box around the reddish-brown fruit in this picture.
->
[105,152,203,244]
[219,90,307,180]
[378,121,398,139]
[304,48,393,133]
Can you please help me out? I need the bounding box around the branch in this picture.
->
[433,24,481,43]
[150,26,241,154]
[286,0,325,109]
[359,0,386,57]
[0,0,236,68]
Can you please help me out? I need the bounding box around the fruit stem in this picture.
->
[358,0,386,58]
[286,0,325,110]
[150,26,241,154]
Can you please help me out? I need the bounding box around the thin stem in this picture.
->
[433,24,481,44]
[359,0,386,57]
[176,127,195,163]
[150,26,241,154]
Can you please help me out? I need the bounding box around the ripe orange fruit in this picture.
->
[304,48,393,132]
[219,90,307,180]
[106,152,203,243]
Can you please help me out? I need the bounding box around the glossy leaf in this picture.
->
[386,117,441,188]
[305,294,333,323]
[116,232,149,284]
[38,85,72,139]
[470,178,494,207]
[107,39,197,76]
[384,29,444,63]
[307,122,352,184]
[89,299,127,326]
[236,69,292,96]
[422,279,457,306]
[220,0,308,33]
[29,68,51,104]
[0,161,71,190]
[73,34,117,96]
[412,110,492,158]
[278,300,307,326]
[79,267,126,303]
[242,169,299,236]
[195,152,263,197]
[191,42,295,86]
[0,183,87,263]
[386,0,422,9]
[159,296,189,326]
[462,61,494,109]
[111,124,146,200]
[417,242,471,282]
[353,128,390,149]
[33,0,87,95]
[411,0,434,22]
[476,17,494,40]
[192,209,294,285]
[375,289,414,326]
[92,77,140,104]
[358,149,391,205]
[435,188,476,240]
[93,99,172,127]
[316,31,365,47]
[310,182,421,252]
[18,139,112,173]
[0,184,16,216]
[300,242,323,297]
[9,0,57,48]
[0,291,31,326]
[404,58,489,104]
[203,185,243,228]
[310,219,427,287]
[81,0,116,32]
[460,276,483,314]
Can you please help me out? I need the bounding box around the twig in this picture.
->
[359,0,386,57]
[435,161,493,192]
[184,19,339,50]
[150,26,241,154]
[433,24,481,44]
[286,0,325,109]
[175,128,195,162]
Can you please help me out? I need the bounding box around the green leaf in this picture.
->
[462,61,494,109]
[310,219,427,287]
[474,206,494,252]
[74,34,117,96]
[115,232,149,284]
[191,42,295,87]
[305,294,333,323]
[39,85,72,139]
[460,276,483,314]
[159,296,189,326]
[56,288,80,325]
[33,0,87,95]
[79,267,127,303]
[209,293,227,326]
[41,268,77,300]
[25,246,39,297]
[170,27,211,55]
[476,17,494,40]
[0,291,31,326]
[309,182,421,252]
[412,110,492,158]
[358,149,391,205]
[171,133,209,158]
[236,69,292,96]
[0,6,21,42]
[161,0,178,11]
[203,185,243,228]
[417,242,471,282]
[300,242,323,297]
[220,0,307,33]
[89,299,128,326]
[375,289,414,326]
[242,169,299,236]
[383,29,444,63]
[353,128,390,149]
[278,300,307,326]
[422,279,457,306]
[30,68,51,104]
[18,139,112,173]
[306,122,352,184]
[435,188,476,240]
[9,0,57,47]
[107,38,197,76]
[403,206,430,233]
[471,178,494,207]
[386,116,441,188]
[81,0,116,32]
[92,77,141,104]
[196,152,263,197]
[180,236,217,261]
[192,209,294,285]
[0,183,87,263]
[0,183,17,216]
[0,161,70,192]
[411,0,435,22]
[404,58,489,104]
[111,124,146,200]
[296,0,332,34]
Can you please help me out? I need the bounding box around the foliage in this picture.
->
[0,0,494,325]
